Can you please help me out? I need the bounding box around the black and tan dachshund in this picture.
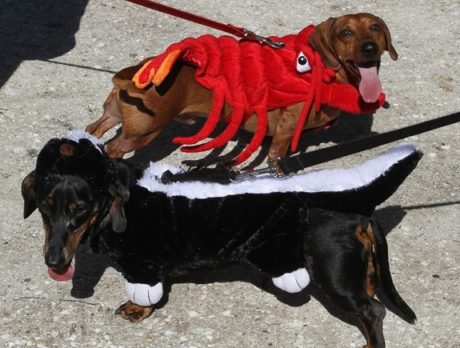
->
[22,134,419,347]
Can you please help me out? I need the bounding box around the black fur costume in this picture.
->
[24,133,421,309]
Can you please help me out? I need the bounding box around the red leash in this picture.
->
[126,0,284,48]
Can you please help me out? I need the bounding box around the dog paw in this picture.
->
[272,268,310,293]
[124,281,163,306]
[115,300,154,322]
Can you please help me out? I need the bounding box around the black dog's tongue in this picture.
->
[48,265,74,282]
[358,66,382,103]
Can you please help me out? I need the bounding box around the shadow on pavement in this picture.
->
[125,111,376,170]
[0,0,88,88]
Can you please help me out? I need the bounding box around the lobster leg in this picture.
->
[180,105,245,153]
[290,58,324,152]
[173,87,225,145]
[231,105,268,166]
[290,90,314,153]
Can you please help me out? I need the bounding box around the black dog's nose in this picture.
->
[361,40,379,58]
[45,245,65,269]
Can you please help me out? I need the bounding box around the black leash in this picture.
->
[162,111,459,184]
[275,111,460,176]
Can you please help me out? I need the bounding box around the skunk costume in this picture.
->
[22,132,421,308]
[125,143,420,304]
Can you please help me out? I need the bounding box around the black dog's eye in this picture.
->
[370,23,381,32]
[38,196,54,214]
[69,203,87,216]
[340,28,353,38]
[76,207,87,216]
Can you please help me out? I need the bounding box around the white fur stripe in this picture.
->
[66,130,104,147]
[138,143,417,198]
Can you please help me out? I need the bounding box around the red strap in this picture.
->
[126,0,246,37]
[126,0,285,48]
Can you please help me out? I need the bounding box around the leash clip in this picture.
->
[242,29,285,48]
[233,158,285,182]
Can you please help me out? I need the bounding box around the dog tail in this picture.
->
[309,144,423,216]
[373,220,417,323]
[357,145,423,215]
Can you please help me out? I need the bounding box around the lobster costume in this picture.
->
[133,26,385,165]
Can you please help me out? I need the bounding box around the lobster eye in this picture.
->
[296,52,311,73]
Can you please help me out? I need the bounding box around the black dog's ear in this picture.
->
[22,171,37,219]
[107,160,134,233]
[108,188,127,233]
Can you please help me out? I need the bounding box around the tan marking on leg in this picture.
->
[115,300,155,323]
[355,225,377,298]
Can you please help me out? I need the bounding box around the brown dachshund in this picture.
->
[86,13,397,164]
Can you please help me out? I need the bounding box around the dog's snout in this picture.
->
[45,245,65,269]
[361,40,379,58]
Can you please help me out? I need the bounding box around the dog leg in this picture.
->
[124,281,164,306]
[272,268,310,293]
[245,200,308,288]
[268,107,300,161]
[105,129,162,158]
[355,298,386,348]
[86,115,122,139]
[115,281,163,322]
[115,301,154,323]
[316,284,386,347]
[306,212,388,347]
[86,88,122,138]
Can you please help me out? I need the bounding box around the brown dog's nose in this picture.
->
[361,40,379,58]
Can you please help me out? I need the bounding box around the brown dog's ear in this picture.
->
[377,16,398,61]
[22,171,37,219]
[309,17,341,70]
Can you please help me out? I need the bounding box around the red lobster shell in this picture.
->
[133,26,385,165]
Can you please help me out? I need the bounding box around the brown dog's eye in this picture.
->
[370,23,381,32]
[340,28,353,38]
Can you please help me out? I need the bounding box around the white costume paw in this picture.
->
[272,268,310,293]
[124,281,163,306]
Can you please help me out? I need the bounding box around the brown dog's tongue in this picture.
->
[48,265,74,282]
[358,66,382,103]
